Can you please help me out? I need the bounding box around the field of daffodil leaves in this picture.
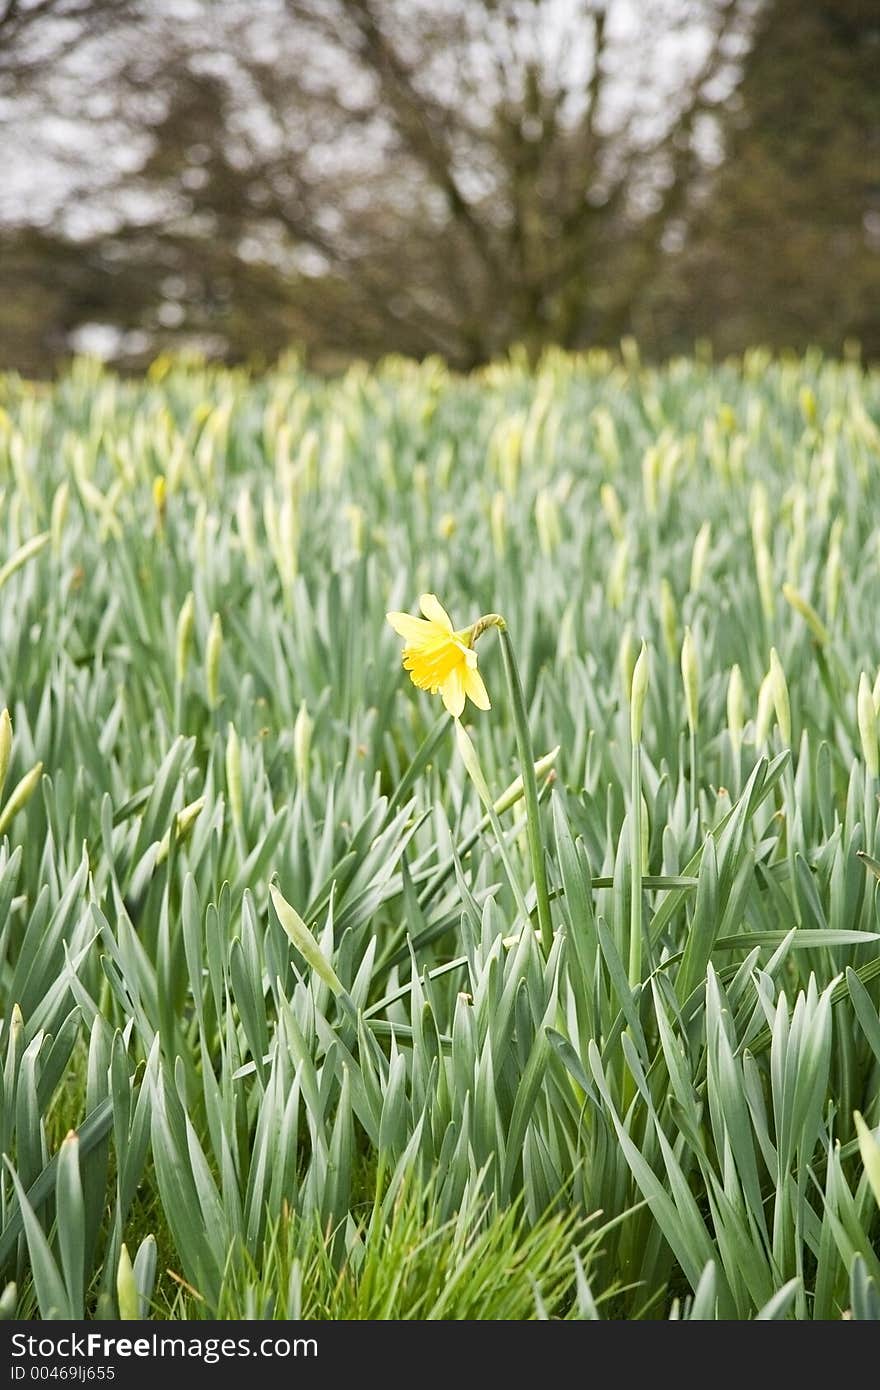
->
[1,346,879,1321]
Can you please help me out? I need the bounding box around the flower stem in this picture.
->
[498,627,553,953]
[689,724,698,823]
[628,738,643,988]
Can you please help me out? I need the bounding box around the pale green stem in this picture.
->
[731,733,742,801]
[483,795,534,929]
[689,724,698,823]
[497,626,554,954]
[628,739,643,989]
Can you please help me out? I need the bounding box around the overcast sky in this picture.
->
[0,0,750,234]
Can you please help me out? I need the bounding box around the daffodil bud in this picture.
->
[523,392,549,469]
[326,418,347,484]
[0,531,50,594]
[378,437,395,491]
[454,718,494,812]
[557,603,576,662]
[298,428,320,493]
[608,536,629,609]
[593,407,620,466]
[273,420,292,478]
[681,627,700,733]
[206,612,223,710]
[152,474,167,527]
[755,540,775,621]
[729,433,747,482]
[630,641,650,746]
[815,440,837,521]
[99,479,124,544]
[293,701,312,785]
[824,530,842,621]
[535,488,561,556]
[755,671,774,747]
[490,491,507,557]
[786,487,806,584]
[600,483,625,540]
[769,648,791,746]
[345,503,365,556]
[117,1244,140,1321]
[750,482,770,547]
[262,485,281,574]
[621,335,640,371]
[690,522,711,593]
[181,796,206,835]
[659,435,681,493]
[718,403,737,434]
[197,403,226,489]
[799,384,817,426]
[166,433,186,494]
[498,415,524,493]
[193,499,208,571]
[236,487,259,569]
[642,445,660,514]
[0,762,43,837]
[438,512,456,540]
[225,723,242,828]
[727,664,745,758]
[270,882,344,997]
[660,579,678,663]
[8,1001,23,1054]
[50,480,69,555]
[278,494,298,589]
[858,672,879,778]
[854,1111,880,1210]
[175,592,195,687]
[0,708,11,800]
[155,795,206,865]
[747,373,767,413]
[436,441,454,489]
[782,583,829,646]
[493,746,559,817]
[75,464,104,519]
[618,623,636,706]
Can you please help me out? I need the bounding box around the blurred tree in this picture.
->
[646,0,880,359]
[273,0,754,364]
[0,0,875,370]
[0,0,757,367]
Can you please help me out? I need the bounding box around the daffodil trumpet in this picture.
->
[386,595,553,952]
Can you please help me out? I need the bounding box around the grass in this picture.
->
[0,344,879,1320]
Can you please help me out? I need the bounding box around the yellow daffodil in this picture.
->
[152,474,168,526]
[386,593,490,718]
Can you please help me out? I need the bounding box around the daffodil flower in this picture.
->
[386,596,552,951]
[386,593,491,718]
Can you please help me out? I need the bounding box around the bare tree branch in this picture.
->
[0,0,767,367]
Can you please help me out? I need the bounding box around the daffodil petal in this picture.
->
[440,667,466,718]
[459,643,478,668]
[419,594,454,631]
[387,611,433,641]
[464,666,491,710]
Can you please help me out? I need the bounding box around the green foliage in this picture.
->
[171,1178,607,1322]
[0,346,879,1320]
